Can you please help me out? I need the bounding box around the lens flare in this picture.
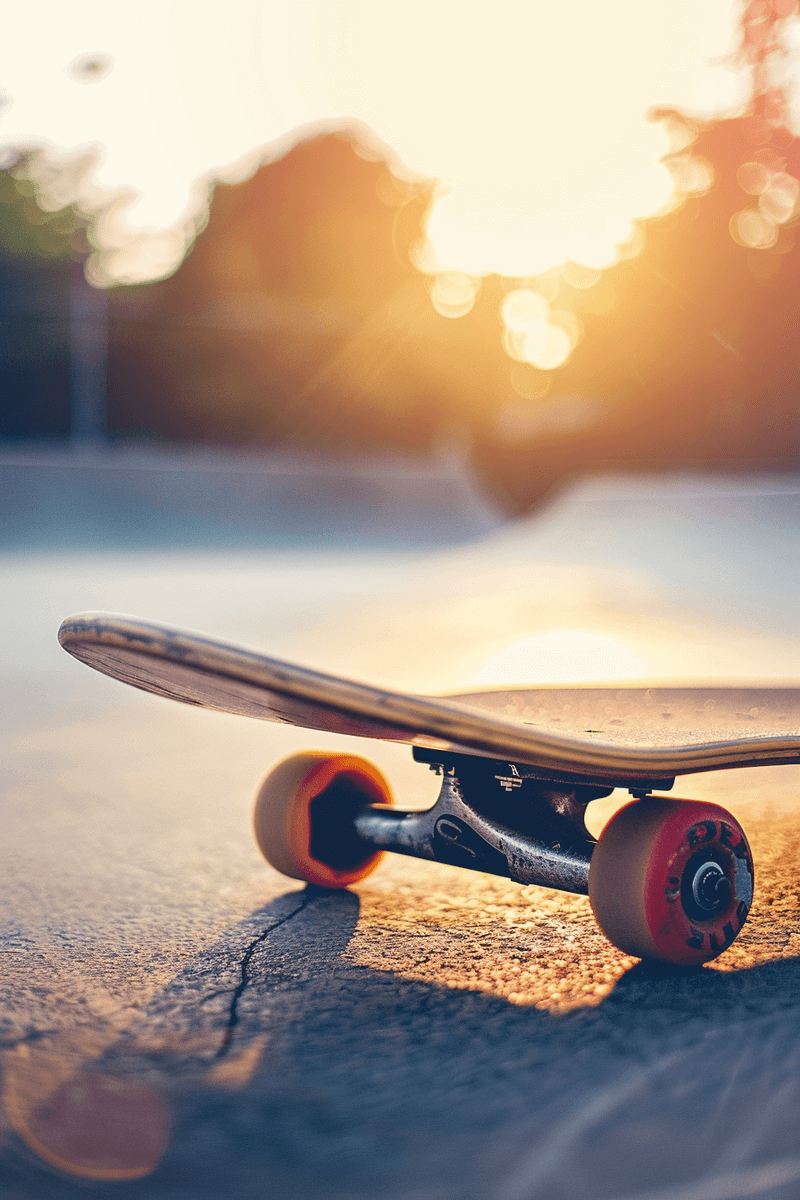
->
[500,289,583,370]
[737,160,772,195]
[523,324,573,371]
[759,172,800,223]
[500,289,549,331]
[548,309,584,347]
[510,363,552,400]
[667,154,715,196]
[429,272,479,318]
[730,207,779,249]
[0,1,748,287]
[561,261,603,290]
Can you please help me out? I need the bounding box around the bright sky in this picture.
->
[470,630,647,685]
[0,1,748,286]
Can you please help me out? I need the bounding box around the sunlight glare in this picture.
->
[729,208,779,249]
[500,289,583,370]
[470,631,647,686]
[429,272,480,318]
[0,1,746,284]
[501,289,549,331]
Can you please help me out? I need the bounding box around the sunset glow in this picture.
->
[470,631,647,686]
[0,1,752,289]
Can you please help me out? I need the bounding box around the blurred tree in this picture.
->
[0,152,76,436]
[472,108,800,511]
[472,0,800,511]
[107,134,449,451]
[106,112,800,490]
[7,0,800,483]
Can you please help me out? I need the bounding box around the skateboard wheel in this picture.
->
[253,752,393,888]
[588,797,754,965]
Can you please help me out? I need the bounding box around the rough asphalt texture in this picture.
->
[2,449,800,1199]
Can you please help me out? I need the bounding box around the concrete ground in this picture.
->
[2,446,800,1199]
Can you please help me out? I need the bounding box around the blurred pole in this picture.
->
[69,259,109,444]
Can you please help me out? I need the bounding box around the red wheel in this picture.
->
[588,797,754,965]
[253,752,393,888]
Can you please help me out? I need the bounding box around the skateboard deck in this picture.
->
[58,613,800,786]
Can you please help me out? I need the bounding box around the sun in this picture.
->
[0,1,746,291]
[470,630,647,687]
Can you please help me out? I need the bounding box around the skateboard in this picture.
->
[59,612,800,966]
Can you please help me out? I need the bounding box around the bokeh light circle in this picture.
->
[730,208,778,249]
[500,289,549,331]
[429,272,478,318]
[522,322,573,370]
[758,173,799,224]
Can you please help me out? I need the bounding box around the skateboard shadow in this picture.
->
[4,887,800,1200]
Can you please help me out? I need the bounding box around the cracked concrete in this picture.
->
[6,869,800,1200]
[215,893,312,1058]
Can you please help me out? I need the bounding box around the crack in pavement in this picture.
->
[215,892,313,1058]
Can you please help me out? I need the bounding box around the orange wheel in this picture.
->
[588,796,754,965]
[253,752,393,888]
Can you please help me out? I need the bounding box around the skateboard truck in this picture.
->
[311,749,675,896]
[350,751,607,894]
